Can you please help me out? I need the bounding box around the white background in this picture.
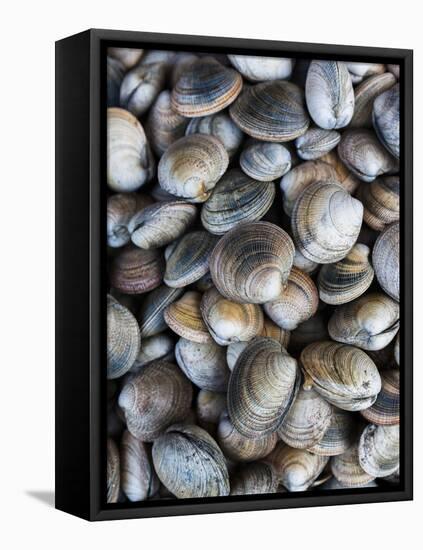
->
[0,0,420,548]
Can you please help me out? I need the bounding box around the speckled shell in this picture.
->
[164,291,213,343]
[264,267,319,331]
[308,408,357,456]
[209,221,295,304]
[164,230,218,288]
[158,134,229,202]
[175,337,230,391]
[110,246,164,295]
[171,57,243,117]
[228,337,299,438]
[118,361,193,441]
[291,181,363,264]
[301,341,382,411]
[350,72,396,128]
[107,57,124,107]
[328,292,399,351]
[201,287,264,346]
[295,128,341,160]
[357,176,400,231]
[338,129,398,183]
[107,108,155,192]
[185,112,243,159]
[152,423,230,498]
[120,60,166,117]
[331,441,376,487]
[107,439,120,503]
[107,295,141,379]
[373,83,400,159]
[318,244,374,305]
[230,462,278,496]
[196,390,227,433]
[345,62,386,84]
[120,431,159,501]
[240,141,291,181]
[361,369,399,425]
[373,222,400,301]
[138,285,183,338]
[228,55,294,81]
[358,424,400,477]
[132,333,175,371]
[108,47,143,69]
[305,61,354,129]
[230,80,310,142]
[128,201,197,249]
[107,193,153,248]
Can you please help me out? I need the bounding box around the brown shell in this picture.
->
[361,369,399,425]
[164,291,213,343]
[107,439,120,503]
[110,246,164,295]
[308,408,357,456]
[331,441,376,488]
[357,176,399,231]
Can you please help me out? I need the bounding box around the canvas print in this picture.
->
[106,47,400,504]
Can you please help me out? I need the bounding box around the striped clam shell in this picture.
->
[361,369,399,426]
[350,72,396,128]
[120,59,166,117]
[138,285,183,338]
[358,424,400,477]
[228,55,294,82]
[107,192,153,248]
[331,440,376,487]
[170,52,198,88]
[108,47,143,69]
[110,245,164,295]
[295,128,341,161]
[357,176,400,231]
[107,439,120,503]
[164,290,213,344]
[185,112,243,159]
[373,83,400,159]
[308,408,357,457]
[240,141,292,181]
[372,222,400,301]
[230,462,278,496]
[319,150,361,195]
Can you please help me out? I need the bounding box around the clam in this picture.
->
[128,201,197,250]
[372,222,400,301]
[350,72,396,128]
[264,267,319,331]
[118,361,193,441]
[172,57,242,117]
[228,337,299,438]
[328,292,400,351]
[158,134,229,202]
[107,193,153,248]
[120,430,159,502]
[217,412,278,462]
[230,80,309,142]
[209,221,295,304]
[319,150,360,194]
[108,47,143,69]
[201,287,264,346]
[319,477,377,490]
[196,390,227,433]
[331,441,376,487]
[164,230,219,288]
[185,112,243,159]
[107,439,120,503]
[318,243,374,305]
[107,57,124,107]
[170,52,198,88]
[107,108,155,192]
[146,90,189,157]
[201,169,275,235]
[240,141,291,181]
[357,176,400,231]
[345,62,386,84]
[230,462,278,496]
[138,285,183,338]
[226,342,248,371]
[175,337,230,391]
[120,59,166,117]
[338,129,397,183]
[228,55,294,81]
[295,128,341,160]
[358,424,400,477]
[373,83,400,159]
[361,369,399,425]
[291,181,363,264]
[110,246,164,295]
[308,408,357,456]
[132,332,175,371]
[152,423,230,498]
[293,248,319,274]
[394,333,400,366]
[300,341,382,411]
[305,61,354,129]
[289,311,329,352]
[164,290,213,343]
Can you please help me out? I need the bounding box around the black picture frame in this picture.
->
[55,28,413,521]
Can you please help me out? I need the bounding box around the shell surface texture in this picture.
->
[372,222,400,301]
[228,55,294,82]
[240,141,292,181]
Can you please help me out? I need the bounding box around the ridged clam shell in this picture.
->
[209,221,295,304]
[118,361,193,441]
[170,52,199,88]
[110,246,164,295]
[357,176,400,231]
[175,337,230,391]
[164,230,218,288]
[373,83,400,159]
[305,61,354,129]
[308,408,357,456]
[120,60,166,117]
[373,222,400,301]
[318,243,374,305]
[152,423,230,498]
[328,292,400,351]
[107,295,141,379]
[358,424,400,477]
[240,141,291,181]
[230,462,278,496]
[319,150,360,195]
[300,341,382,411]
[228,55,294,81]
[331,441,376,487]
[350,72,396,128]
[230,80,310,142]
[295,128,341,160]
[361,369,399,425]
[138,285,183,338]
[107,439,120,503]
[132,332,175,371]
[264,267,319,331]
[164,290,213,343]
[201,287,264,346]
[107,108,155,192]
[107,193,153,248]
[196,390,227,433]
[158,134,229,202]
[120,430,159,501]
[293,248,319,274]
[345,62,386,84]
[108,47,143,69]
[185,112,243,159]
[128,201,197,250]
[172,57,242,117]
[291,181,363,264]
[107,57,124,107]
[228,337,299,438]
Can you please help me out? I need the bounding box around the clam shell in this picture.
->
[120,430,159,501]
[373,83,400,159]
[107,57,124,107]
[209,221,295,304]
[107,193,153,248]
[372,222,400,301]
[120,60,166,117]
[152,423,230,498]
[240,141,291,181]
[394,333,400,366]
[108,47,143,69]
[358,424,400,477]
[295,128,341,161]
[230,462,278,496]
[350,72,396,128]
[138,285,183,338]
[132,332,175,371]
[300,341,382,411]
[196,390,227,433]
[308,408,357,456]
[331,441,376,487]
[230,80,310,142]
[228,55,294,81]
[345,62,386,84]
[318,243,374,305]
[118,361,193,441]
[110,245,164,295]
[357,176,399,231]
[170,52,199,88]
[107,439,120,503]
[172,57,242,117]
[158,134,229,202]
[107,108,155,192]
[305,61,354,129]
[164,290,213,344]
[319,150,360,195]
[361,369,399,425]
[185,112,243,159]
[291,181,363,264]
[293,248,319,274]
[228,337,299,438]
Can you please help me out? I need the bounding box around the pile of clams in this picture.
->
[106,48,400,503]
